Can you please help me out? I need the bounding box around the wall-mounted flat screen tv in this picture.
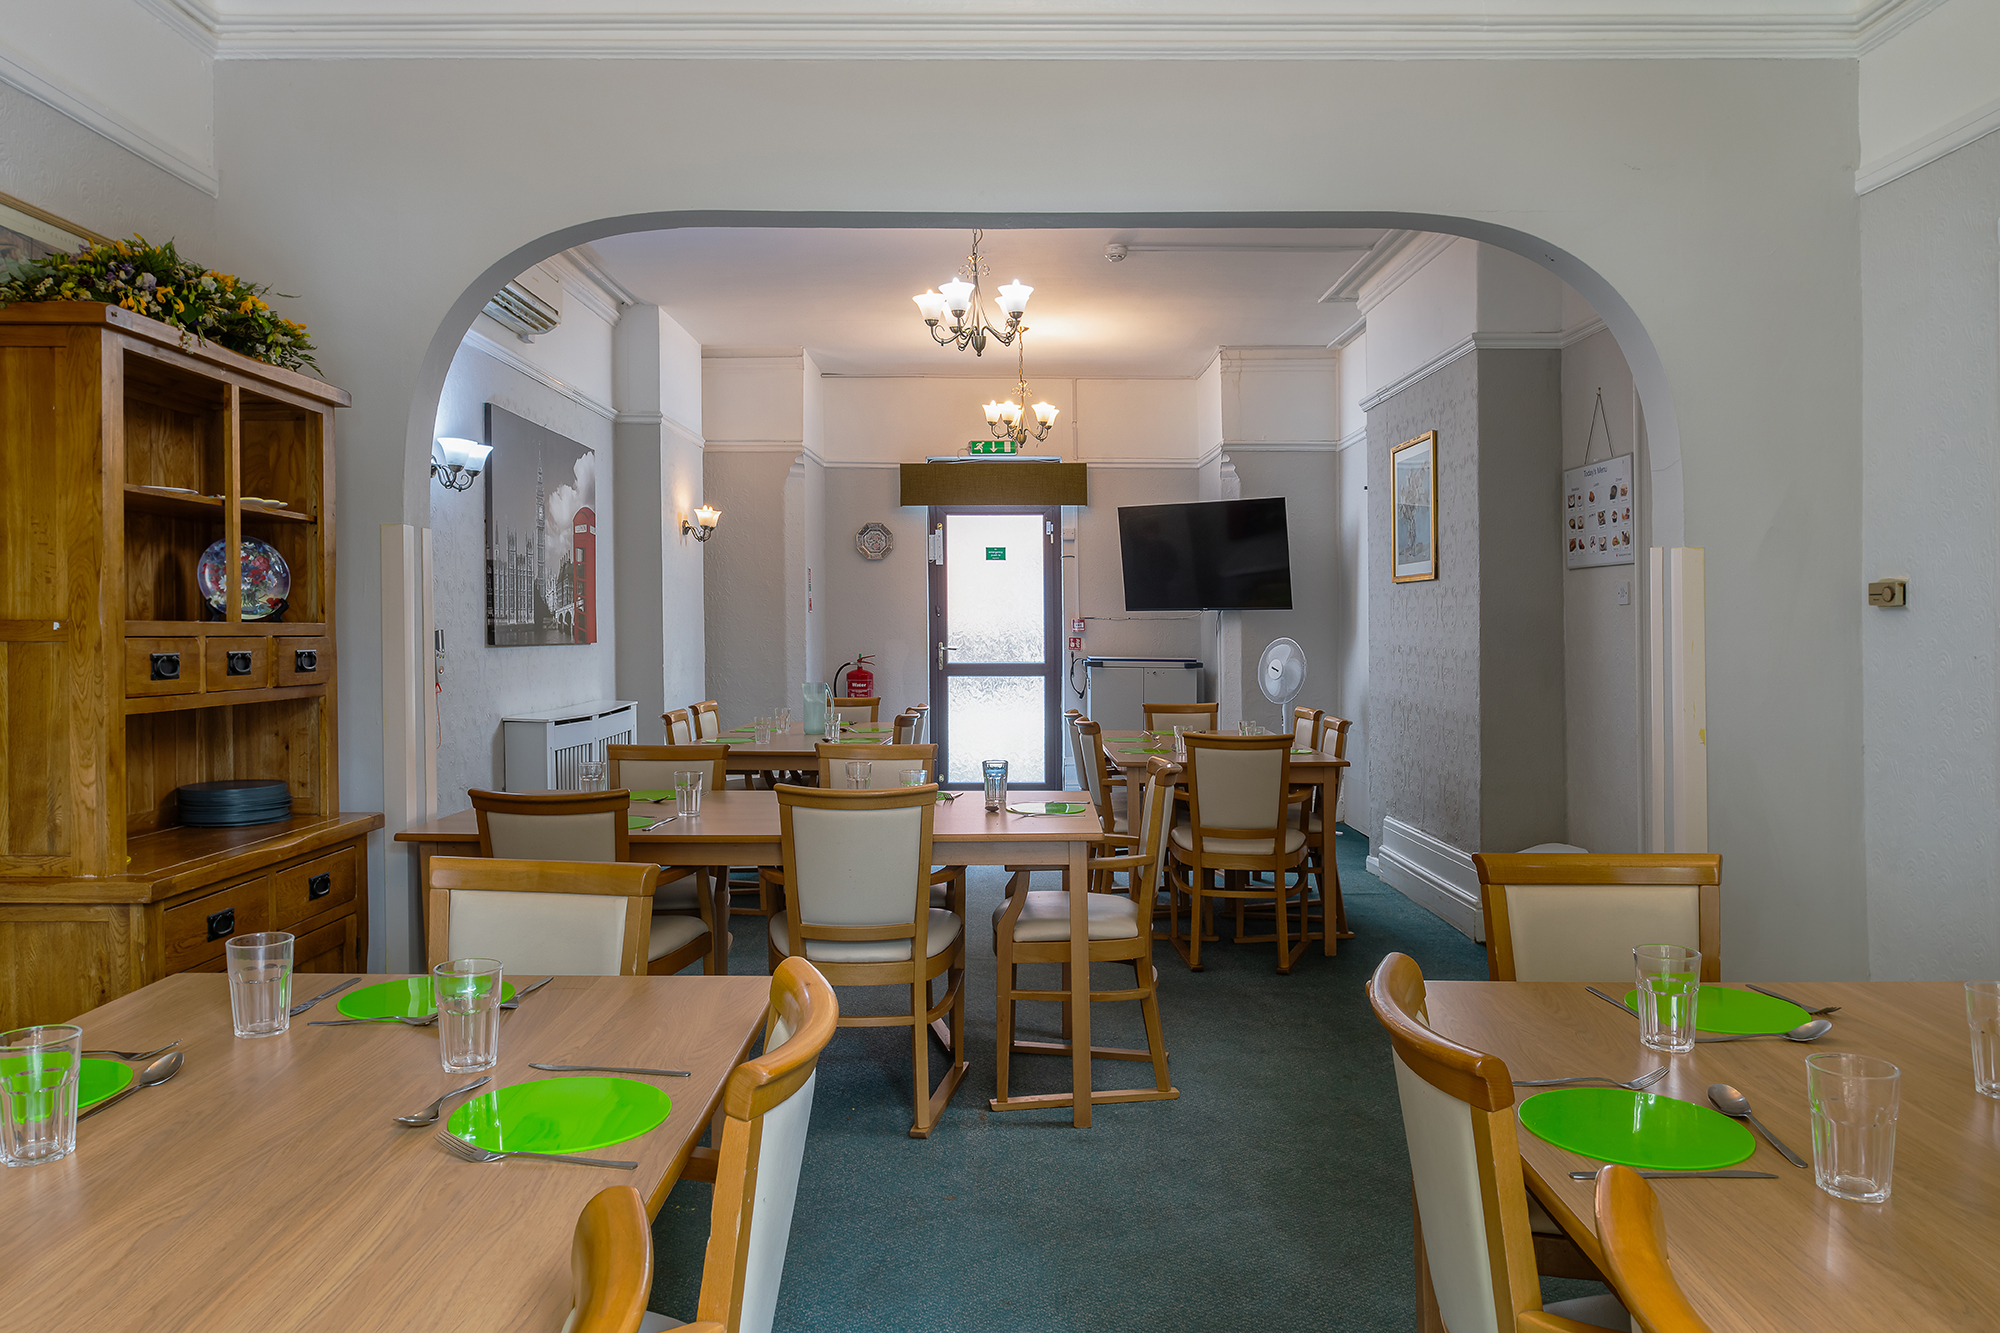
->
[1117,497,1293,611]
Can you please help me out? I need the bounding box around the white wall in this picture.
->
[1858,0,2000,192]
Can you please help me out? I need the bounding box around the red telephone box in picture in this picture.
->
[571,506,597,644]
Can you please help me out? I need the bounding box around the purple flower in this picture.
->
[137,272,156,291]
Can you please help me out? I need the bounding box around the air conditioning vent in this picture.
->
[483,279,561,341]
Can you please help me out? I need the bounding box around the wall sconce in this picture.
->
[432,437,493,492]
[682,504,721,542]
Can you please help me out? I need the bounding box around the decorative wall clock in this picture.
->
[855,522,894,561]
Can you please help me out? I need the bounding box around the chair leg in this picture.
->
[1137,961,1171,1093]
[995,958,1014,1103]
[1331,848,1352,940]
[910,979,932,1138]
[1274,872,1293,974]
[1059,962,1073,1040]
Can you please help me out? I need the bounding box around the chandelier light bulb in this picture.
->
[1033,401,1059,427]
[939,277,975,316]
[996,280,1033,318]
[983,401,1005,425]
[913,290,947,322]
[1000,400,1023,428]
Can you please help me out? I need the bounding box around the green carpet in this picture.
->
[647,826,1603,1330]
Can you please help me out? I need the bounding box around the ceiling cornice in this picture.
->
[149,1,1944,62]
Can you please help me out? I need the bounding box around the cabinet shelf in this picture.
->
[126,620,329,637]
[123,485,315,525]
[124,683,328,716]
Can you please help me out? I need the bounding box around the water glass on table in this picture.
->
[0,1024,83,1166]
[577,758,607,792]
[673,770,705,818]
[754,716,772,745]
[1633,944,1700,1053]
[776,707,791,734]
[226,931,295,1039]
[435,958,504,1073]
[1967,982,2000,1097]
[982,759,1009,812]
[1806,1052,1900,1202]
[899,767,927,788]
[844,760,873,789]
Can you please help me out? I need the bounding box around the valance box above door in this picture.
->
[899,462,1087,507]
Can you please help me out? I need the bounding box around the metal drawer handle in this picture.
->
[206,907,236,941]
[308,872,332,900]
[226,650,254,676]
[294,649,318,673]
[150,652,180,681]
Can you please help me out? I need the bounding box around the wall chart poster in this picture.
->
[485,403,599,645]
[1565,454,1635,569]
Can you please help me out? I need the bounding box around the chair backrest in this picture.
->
[1321,714,1353,758]
[694,957,840,1333]
[1072,719,1118,835]
[1470,853,1723,982]
[563,1186,653,1333]
[608,743,728,795]
[1367,952,1545,1333]
[1098,757,1178,899]
[470,788,631,862]
[815,742,935,789]
[1593,1166,1715,1333]
[830,696,879,725]
[775,784,936,961]
[1291,705,1325,751]
[692,700,724,741]
[1143,700,1218,732]
[892,711,922,745]
[426,856,658,974]
[664,708,697,745]
[1181,734,1292,855]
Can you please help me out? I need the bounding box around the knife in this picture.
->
[528,1062,690,1077]
[288,976,362,1017]
[1568,1169,1778,1180]
[1585,985,1637,1016]
[1746,982,1841,1015]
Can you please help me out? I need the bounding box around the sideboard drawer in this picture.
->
[203,637,271,692]
[162,876,270,972]
[276,636,332,688]
[126,638,200,697]
[275,845,356,928]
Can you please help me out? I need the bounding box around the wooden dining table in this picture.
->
[1425,980,2000,1331]
[399,788,1116,1126]
[1097,728,1350,797]
[713,722,896,778]
[2,971,769,1330]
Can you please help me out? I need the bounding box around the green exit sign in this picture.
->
[986,547,1006,560]
[968,439,1018,455]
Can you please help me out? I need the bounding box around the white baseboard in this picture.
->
[1374,815,1483,942]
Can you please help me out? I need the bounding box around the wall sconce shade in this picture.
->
[431,437,493,492]
[683,504,722,542]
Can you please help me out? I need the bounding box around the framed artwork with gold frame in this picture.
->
[1391,430,1439,584]
[0,191,104,264]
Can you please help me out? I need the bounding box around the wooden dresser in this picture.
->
[0,302,381,1029]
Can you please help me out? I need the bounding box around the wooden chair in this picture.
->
[691,699,724,741]
[1163,733,1317,972]
[664,708,697,745]
[830,696,879,727]
[1470,852,1724,982]
[1286,707,1356,945]
[767,783,967,1138]
[564,1186,678,1333]
[1142,700,1218,732]
[608,742,742,929]
[1592,1166,1715,1333]
[806,740,968,914]
[1072,719,1129,844]
[466,788,722,975]
[892,711,923,744]
[906,703,929,740]
[1367,952,1633,1333]
[424,856,712,978]
[991,757,1180,1115]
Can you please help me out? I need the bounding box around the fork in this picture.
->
[433,1129,636,1169]
[1513,1067,1669,1091]
[81,1041,179,1061]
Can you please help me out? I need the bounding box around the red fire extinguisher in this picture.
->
[841,654,875,698]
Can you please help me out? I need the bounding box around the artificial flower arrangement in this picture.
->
[0,235,317,373]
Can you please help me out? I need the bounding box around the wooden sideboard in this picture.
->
[0,303,379,1028]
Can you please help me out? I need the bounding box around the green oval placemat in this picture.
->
[1006,801,1089,816]
[628,790,673,803]
[1518,1088,1755,1170]
[337,977,516,1019]
[1617,984,1809,1035]
[78,1057,133,1111]
[1117,747,1171,755]
[446,1076,672,1153]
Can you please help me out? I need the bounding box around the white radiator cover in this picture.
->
[501,699,638,791]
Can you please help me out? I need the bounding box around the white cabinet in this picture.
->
[1082,658,1201,733]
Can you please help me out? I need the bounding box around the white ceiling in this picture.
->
[586,226,1389,379]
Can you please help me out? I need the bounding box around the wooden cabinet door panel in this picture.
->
[274,844,355,928]
[293,915,357,974]
[274,636,331,688]
[203,636,271,691]
[125,637,201,697]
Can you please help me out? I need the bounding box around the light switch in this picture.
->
[1868,579,1908,607]
[1616,581,1630,606]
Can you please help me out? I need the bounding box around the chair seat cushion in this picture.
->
[1295,809,1324,834]
[1545,1293,1630,1330]
[770,909,964,963]
[1169,825,1307,858]
[648,913,708,961]
[993,890,1141,942]
[637,1312,682,1331]
[653,877,701,910]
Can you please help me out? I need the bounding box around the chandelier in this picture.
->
[913,229,1032,356]
[980,335,1060,447]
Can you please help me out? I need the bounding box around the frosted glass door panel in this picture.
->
[946,676,1046,784]
[946,513,1044,664]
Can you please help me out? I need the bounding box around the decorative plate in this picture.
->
[855,522,894,561]
[196,538,292,619]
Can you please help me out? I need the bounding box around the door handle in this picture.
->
[937,644,960,669]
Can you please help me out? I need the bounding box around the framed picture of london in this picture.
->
[484,404,599,646]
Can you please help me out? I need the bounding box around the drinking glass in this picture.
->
[435,958,503,1073]
[983,759,1009,812]
[674,770,705,818]
[754,715,772,745]
[1172,726,1189,761]
[1633,944,1700,1053]
[226,931,295,1039]
[825,709,841,741]
[0,1024,82,1166]
[577,758,607,792]
[1806,1053,1900,1203]
[844,760,873,789]
[899,768,927,787]
[1967,982,2000,1097]
[776,707,791,735]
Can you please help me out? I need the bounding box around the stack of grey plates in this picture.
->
[177,780,292,828]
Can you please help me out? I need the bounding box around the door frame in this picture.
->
[926,504,1063,789]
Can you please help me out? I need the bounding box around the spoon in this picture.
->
[393,1075,491,1126]
[1695,1018,1833,1043]
[1708,1083,1809,1167]
[78,1051,183,1121]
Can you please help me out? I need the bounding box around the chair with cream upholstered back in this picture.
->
[1290,704,1324,751]
[892,711,923,745]
[1471,853,1723,982]
[424,857,704,977]
[1164,733,1316,973]
[1367,952,1633,1333]
[830,696,879,727]
[767,783,966,1138]
[471,788,631,862]
[1072,719,1128,840]
[663,708,697,745]
[607,744,728,796]
[1592,1166,1715,1333]
[1142,699,1218,732]
[807,742,966,913]
[691,700,724,741]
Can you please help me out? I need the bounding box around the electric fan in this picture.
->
[1257,637,1308,728]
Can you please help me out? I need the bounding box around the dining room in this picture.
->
[5,2,2000,1329]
